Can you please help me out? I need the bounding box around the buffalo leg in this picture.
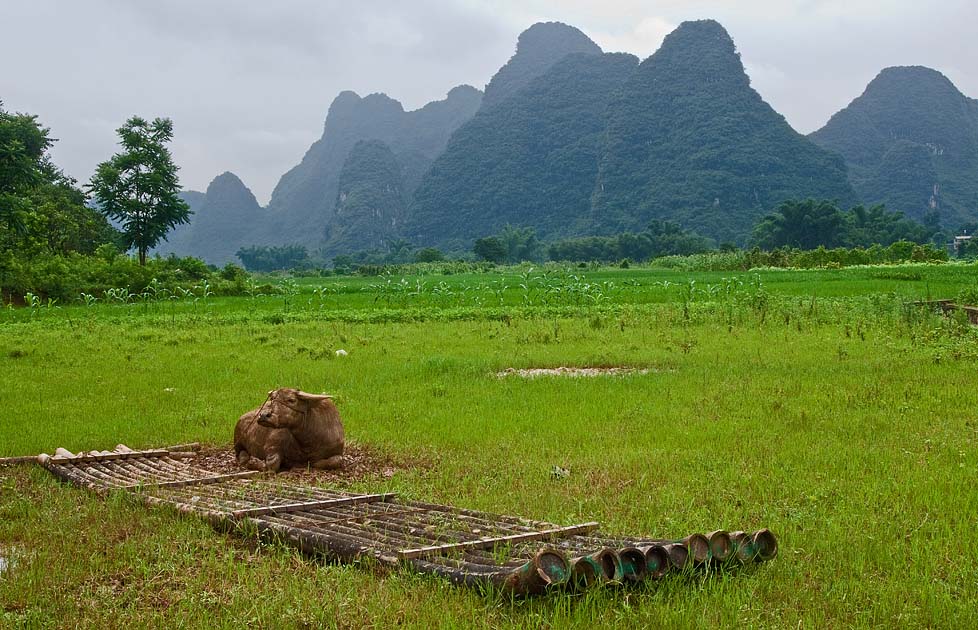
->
[237,449,268,471]
[311,455,344,470]
[264,452,283,473]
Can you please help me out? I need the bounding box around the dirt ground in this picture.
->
[193,441,423,484]
[495,366,657,378]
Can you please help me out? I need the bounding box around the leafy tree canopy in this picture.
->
[413,247,444,263]
[0,102,53,232]
[1,103,118,263]
[473,237,507,264]
[548,220,713,262]
[751,199,941,250]
[236,244,309,272]
[89,116,190,265]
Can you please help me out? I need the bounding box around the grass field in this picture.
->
[2,263,978,627]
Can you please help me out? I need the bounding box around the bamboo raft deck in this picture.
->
[18,444,777,595]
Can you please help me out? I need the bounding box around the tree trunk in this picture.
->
[138,247,147,266]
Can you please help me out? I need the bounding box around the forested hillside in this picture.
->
[591,20,855,244]
[407,52,639,248]
[262,85,483,251]
[325,139,406,254]
[479,22,602,111]
[810,66,978,227]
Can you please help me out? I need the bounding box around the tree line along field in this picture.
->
[2,263,977,627]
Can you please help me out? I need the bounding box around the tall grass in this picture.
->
[1,265,977,626]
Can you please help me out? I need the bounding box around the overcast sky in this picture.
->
[3,1,975,204]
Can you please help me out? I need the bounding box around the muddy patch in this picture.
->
[194,442,424,485]
[496,366,663,378]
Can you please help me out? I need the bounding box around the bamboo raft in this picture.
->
[14,444,777,595]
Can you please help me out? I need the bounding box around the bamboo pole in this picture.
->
[397,522,599,561]
[121,471,261,490]
[231,493,395,519]
[0,455,40,466]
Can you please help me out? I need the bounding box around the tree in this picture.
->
[89,116,190,265]
[1,103,118,259]
[0,102,52,233]
[498,225,540,263]
[413,247,444,263]
[751,199,845,249]
[473,236,507,263]
[236,244,309,272]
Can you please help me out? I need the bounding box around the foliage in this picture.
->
[0,102,51,232]
[409,53,638,247]
[548,220,712,262]
[236,244,310,272]
[810,66,978,226]
[751,199,847,249]
[751,199,941,249]
[0,250,231,303]
[88,116,191,265]
[473,226,540,263]
[0,104,121,299]
[652,241,948,271]
[324,139,406,254]
[480,22,601,109]
[413,247,444,263]
[473,237,506,263]
[593,20,854,243]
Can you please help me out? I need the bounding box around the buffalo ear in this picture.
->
[296,391,333,403]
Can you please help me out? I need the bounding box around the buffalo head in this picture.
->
[256,388,333,430]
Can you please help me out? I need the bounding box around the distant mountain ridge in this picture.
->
[810,66,978,227]
[162,21,978,265]
[262,84,483,247]
[158,85,483,262]
[159,173,260,264]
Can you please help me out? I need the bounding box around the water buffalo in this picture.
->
[234,388,344,472]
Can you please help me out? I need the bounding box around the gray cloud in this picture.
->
[2,1,974,203]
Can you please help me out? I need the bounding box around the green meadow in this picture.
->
[2,263,978,627]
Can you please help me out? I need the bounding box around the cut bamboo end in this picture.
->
[729,531,755,562]
[663,542,690,570]
[752,529,778,561]
[505,548,570,594]
[591,547,623,582]
[707,530,733,563]
[616,547,647,583]
[638,544,671,579]
[683,533,711,564]
[568,556,602,591]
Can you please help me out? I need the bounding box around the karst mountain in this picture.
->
[158,20,978,264]
[810,66,978,228]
